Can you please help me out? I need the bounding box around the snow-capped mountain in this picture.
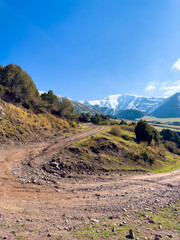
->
[81,94,166,115]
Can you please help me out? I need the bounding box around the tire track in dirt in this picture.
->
[0,125,180,239]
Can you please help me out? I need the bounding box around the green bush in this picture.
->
[142,150,149,162]
[99,120,109,125]
[121,134,132,141]
[120,119,127,125]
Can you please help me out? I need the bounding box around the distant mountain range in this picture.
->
[41,91,180,119]
[80,93,180,119]
[81,94,166,115]
[81,94,166,116]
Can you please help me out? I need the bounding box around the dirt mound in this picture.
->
[43,137,127,177]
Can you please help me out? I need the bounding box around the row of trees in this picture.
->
[134,120,180,153]
[0,64,75,121]
[40,90,74,120]
[78,113,110,125]
[0,64,111,124]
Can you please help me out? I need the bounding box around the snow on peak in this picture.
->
[81,94,166,114]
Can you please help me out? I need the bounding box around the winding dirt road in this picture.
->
[0,126,179,239]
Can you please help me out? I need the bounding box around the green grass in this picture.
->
[73,204,180,240]
[73,222,139,240]
[152,204,180,231]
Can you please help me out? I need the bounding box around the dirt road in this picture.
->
[0,126,179,239]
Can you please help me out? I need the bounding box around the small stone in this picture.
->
[91,219,99,223]
[112,226,115,232]
[167,234,173,238]
[159,225,162,229]
[123,208,127,212]
[149,219,155,224]
[155,237,160,240]
[47,233,51,237]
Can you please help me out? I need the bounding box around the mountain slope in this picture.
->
[152,92,180,118]
[70,99,103,115]
[115,109,148,120]
[81,94,166,114]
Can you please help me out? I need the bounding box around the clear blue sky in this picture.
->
[1,0,180,100]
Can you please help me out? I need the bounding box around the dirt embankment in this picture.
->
[0,125,179,239]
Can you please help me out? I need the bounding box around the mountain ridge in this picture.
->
[80,94,167,115]
[152,92,180,118]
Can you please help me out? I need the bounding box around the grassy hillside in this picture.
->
[0,99,70,144]
[44,124,180,176]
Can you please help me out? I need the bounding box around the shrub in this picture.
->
[121,134,132,141]
[120,119,127,125]
[99,120,109,125]
[69,121,77,128]
[109,125,122,137]
[164,141,180,155]
[142,150,149,162]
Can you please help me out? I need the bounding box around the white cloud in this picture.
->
[172,59,180,71]
[161,80,180,97]
[145,82,156,91]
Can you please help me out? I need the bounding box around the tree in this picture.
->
[41,90,60,111]
[58,97,74,119]
[161,129,180,146]
[79,113,90,122]
[91,113,101,125]
[120,119,127,125]
[0,64,40,107]
[135,120,159,144]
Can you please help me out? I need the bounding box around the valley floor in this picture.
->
[0,126,179,240]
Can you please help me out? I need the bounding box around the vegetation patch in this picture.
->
[44,124,180,177]
[0,99,69,144]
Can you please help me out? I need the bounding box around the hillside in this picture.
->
[152,92,180,118]
[67,99,103,115]
[43,124,180,177]
[0,99,69,144]
[115,109,148,120]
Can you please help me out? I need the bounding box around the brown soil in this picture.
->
[0,125,179,239]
